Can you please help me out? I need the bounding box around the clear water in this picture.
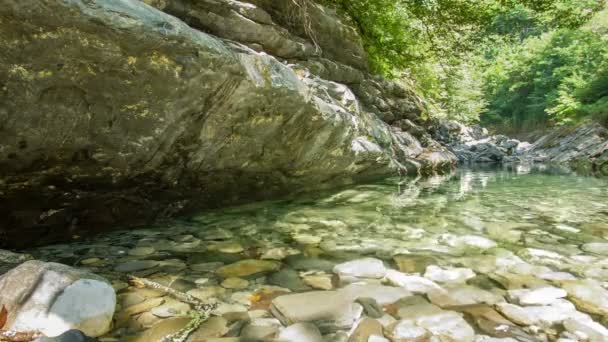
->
[26,165,608,338]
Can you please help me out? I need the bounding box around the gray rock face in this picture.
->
[0,261,116,337]
[0,0,455,248]
[517,122,608,175]
[432,120,523,164]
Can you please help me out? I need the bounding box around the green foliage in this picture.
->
[481,10,608,129]
[319,0,606,130]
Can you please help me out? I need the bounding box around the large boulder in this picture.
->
[0,260,116,337]
[0,0,455,248]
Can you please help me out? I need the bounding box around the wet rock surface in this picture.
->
[433,119,608,176]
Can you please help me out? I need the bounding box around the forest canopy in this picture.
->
[323,0,607,131]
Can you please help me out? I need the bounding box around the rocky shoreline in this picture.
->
[432,120,608,176]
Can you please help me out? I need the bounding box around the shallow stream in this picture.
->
[27,165,608,341]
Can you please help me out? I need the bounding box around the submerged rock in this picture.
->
[277,322,323,342]
[333,258,387,279]
[216,259,281,278]
[270,291,362,331]
[560,279,608,316]
[0,261,115,337]
[423,265,476,283]
[507,286,567,306]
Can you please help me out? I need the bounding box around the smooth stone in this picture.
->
[132,317,190,342]
[261,247,300,260]
[114,260,160,273]
[240,323,280,341]
[423,265,475,283]
[392,255,437,274]
[293,234,322,245]
[0,249,33,264]
[125,297,165,315]
[216,259,281,278]
[150,299,191,318]
[268,269,312,292]
[376,314,397,328]
[212,303,248,316]
[128,247,156,256]
[302,274,334,290]
[441,234,498,250]
[561,279,608,316]
[221,277,249,289]
[339,284,411,305]
[348,318,383,342]
[428,285,504,308]
[496,300,579,327]
[118,292,146,308]
[387,319,429,342]
[564,317,608,342]
[111,280,129,292]
[187,286,226,301]
[136,312,161,328]
[0,261,115,337]
[581,242,608,255]
[80,258,101,265]
[270,291,363,331]
[133,288,165,299]
[187,317,230,341]
[394,298,443,320]
[456,305,533,340]
[277,322,323,342]
[333,258,387,279]
[507,286,567,305]
[322,331,349,342]
[417,310,475,342]
[385,270,443,294]
[191,262,225,272]
[367,335,389,342]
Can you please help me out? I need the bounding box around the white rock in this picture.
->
[293,234,322,245]
[537,271,576,281]
[0,261,115,337]
[428,285,504,308]
[561,280,608,316]
[564,317,608,342]
[277,322,323,342]
[384,270,443,294]
[367,335,389,342]
[423,265,475,283]
[582,242,608,256]
[507,286,567,305]
[441,234,497,250]
[333,258,387,279]
[496,300,579,327]
[417,310,475,342]
[389,320,428,341]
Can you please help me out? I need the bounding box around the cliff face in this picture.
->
[0,0,456,248]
